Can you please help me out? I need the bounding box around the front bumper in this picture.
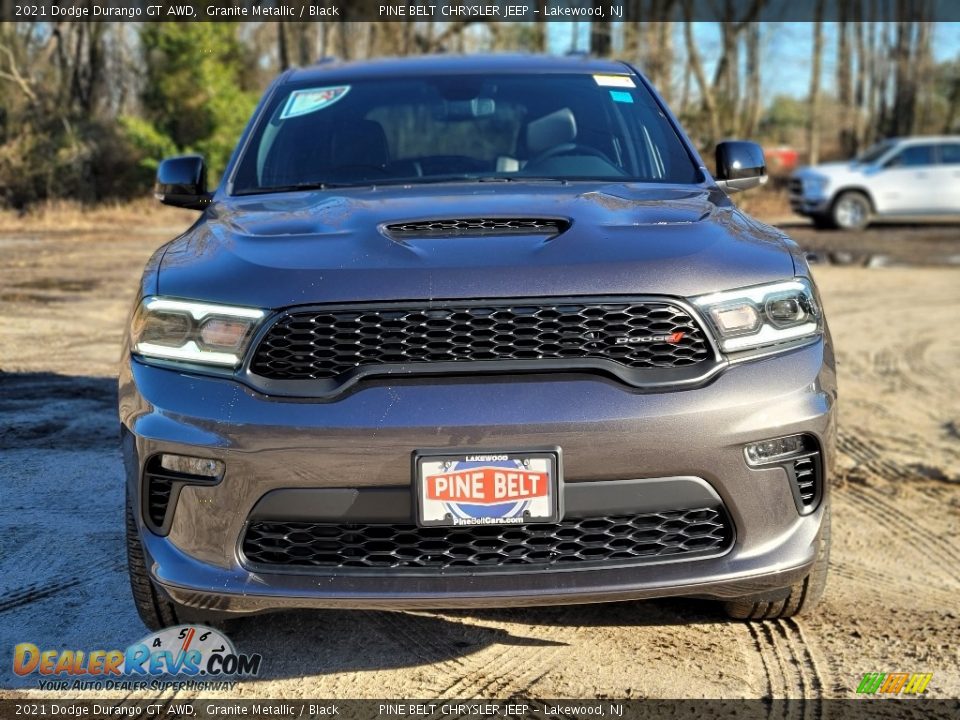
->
[119,340,836,615]
[789,195,830,216]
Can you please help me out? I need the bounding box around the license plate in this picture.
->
[414,450,560,528]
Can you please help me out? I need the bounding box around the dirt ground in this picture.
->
[0,212,958,702]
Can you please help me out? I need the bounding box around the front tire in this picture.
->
[724,504,830,621]
[831,191,871,231]
[126,489,182,631]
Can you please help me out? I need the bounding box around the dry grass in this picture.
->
[732,186,793,222]
[0,199,198,234]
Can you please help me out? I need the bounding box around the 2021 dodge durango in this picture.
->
[120,54,836,629]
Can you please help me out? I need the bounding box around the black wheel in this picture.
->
[126,488,182,631]
[830,191,871,231]
[724,504,830,621]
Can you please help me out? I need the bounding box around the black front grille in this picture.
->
[241,507,733,572]
[789,178,804,196]
[249,299,712,381]
[384,218,568,238]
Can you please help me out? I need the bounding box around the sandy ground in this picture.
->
[0,215,958,702]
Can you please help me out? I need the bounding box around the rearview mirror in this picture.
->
[432,97,496,121]
[715,141,767,193]
[154,155,212,210]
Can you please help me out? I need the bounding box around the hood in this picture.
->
[156,183,796,308]
[794,161,871,182]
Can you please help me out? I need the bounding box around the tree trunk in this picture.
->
[590,7,611,57]
[892,20,915,136]
[277,24,289,71]
[742,22,761,137]
[852,2,866,153]
[682,4,720,143]
[532,0,549,52]
[808,0,826,164]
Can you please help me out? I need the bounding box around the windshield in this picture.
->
[231,73,702,194]
[855,140,895,165]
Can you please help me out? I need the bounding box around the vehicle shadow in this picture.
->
[0,370,117,451]
[226,596,727,681]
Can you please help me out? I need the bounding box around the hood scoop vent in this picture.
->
[384,217,569,238]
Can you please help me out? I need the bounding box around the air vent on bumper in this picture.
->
[744,434,823,515]
[786,453,822,513]
[142,455,223,535]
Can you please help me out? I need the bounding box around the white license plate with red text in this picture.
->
[414,450,560,528]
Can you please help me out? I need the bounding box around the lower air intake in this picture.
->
[241,507,733,573]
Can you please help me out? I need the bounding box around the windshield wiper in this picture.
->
[369,175,571,187]
[234,181,366,196]
[237,175,574,195]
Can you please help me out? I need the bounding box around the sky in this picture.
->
[548,22,960,100]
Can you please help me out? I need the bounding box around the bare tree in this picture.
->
[807,0,826,164]
[277,24,289,71]
[742,22,762,137]
[853,4,868,152]
[590,6,611,56]
[682,3,720,142]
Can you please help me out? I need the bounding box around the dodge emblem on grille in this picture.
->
[615,331,685,345]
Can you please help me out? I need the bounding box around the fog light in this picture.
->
[159,453,224,478]
[744,435,807,465]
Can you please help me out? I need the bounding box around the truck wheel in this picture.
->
[831,191,871,231]
[724,504,830,620]
[126,488,183,631]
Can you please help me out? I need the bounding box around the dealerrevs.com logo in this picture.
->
[13,625,262,691]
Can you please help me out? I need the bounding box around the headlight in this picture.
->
[693,280,821,353]
[131,297,265,367]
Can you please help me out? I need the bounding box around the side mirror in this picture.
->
[154,155,212,210]
[715,141,767,193]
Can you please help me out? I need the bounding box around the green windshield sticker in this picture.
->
[609,90,634,104]
[279,86,350,119]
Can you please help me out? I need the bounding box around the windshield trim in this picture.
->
[225,69,706,198]
[231,175,712,198]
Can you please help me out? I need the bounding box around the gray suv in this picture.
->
[121,54,835,629]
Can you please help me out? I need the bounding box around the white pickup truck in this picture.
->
[790,136,960,229]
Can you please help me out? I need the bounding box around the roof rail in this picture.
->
[313,55,338,65]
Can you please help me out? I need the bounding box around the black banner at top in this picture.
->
[2,0,960,22]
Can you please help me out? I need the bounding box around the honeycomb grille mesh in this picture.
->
[384,218,568,237]
[249,300,711,381]
[241,508,732,571]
